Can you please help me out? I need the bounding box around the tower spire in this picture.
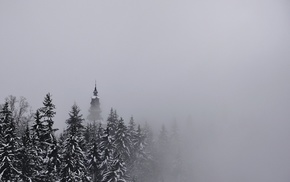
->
[88,82,102,122]
[93,81,98,96]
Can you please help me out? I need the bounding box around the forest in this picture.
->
[0,94,191,182]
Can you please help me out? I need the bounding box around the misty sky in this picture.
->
[1,1,290,181]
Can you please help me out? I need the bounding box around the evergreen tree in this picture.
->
[114,117,132,163]
[156,124,170,182]
[100,116,131,182]
[60,135,87,182]
[142,122,154,157]
[97,122,104,139]
[127,117,138,158]
[19,124,37,181]
[84,121,98,152]
[99,127,115,180]
[169,121,183,182]
[107,108,119,138]
[47,140,62,181]
[30,109,47,181]
[142,122,156,182]
[87,123,103,182]
[0,102,21,181]
[39,93,57,145]
[60,104,88,182]
[128,116,136,137]
[58,129,68,147]
[130,124,152,182]
[38,93,59,181]
[84,123,92,145]
[66,104,84,137]
[102,154,127,182]
[31,110,45,145]
[87,135,102,182]
[126,117,138,178]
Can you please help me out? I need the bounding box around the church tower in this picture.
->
[87,83,102,122]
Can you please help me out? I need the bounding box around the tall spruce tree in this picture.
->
[60,104,88,182]
[114,117,132,164]
[30,109,48,181]
[87,123,103,182]
[0,102,21,181]
[169,121,183,182]
[19,125,32,181]
[84,123,92,146]
[128,116,136,138]
[107,108,119,138]
[99,126,115,180]
[47,140,62,181]
[66,104,84,137]
[38,93,59,181]
[31,110,45,145]
[87,137,102,182]
[101,154,127,182]
[127,117,138,178]
[84,121,98,152]
[100,115,130,182]
[60,135,88,182]
[156,124,171,182]
[39,93,57,145]
[129,124,152,182]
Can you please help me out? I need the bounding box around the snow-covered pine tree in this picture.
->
[38,93,60,181]
[169,121,183,182]
[66,104,85,137]
[114,117,132,166]
[18,124,43,181]
[60,135,88,182]
[101,154,127,182]
[87,123,103,182]
[127,116,138,160]
[129,124,153,182]
[58,129,68,147]
[100,115,131,182]
[97,122,104,139]
[99,126,115,180]
[66,103,86,153]
[0,102,21,181]
[31,110,45,145]
[84,121,98,153]
[87,138,101,182]
[156,124,171,182]
[107,108,119,138]
[30,109,48,181]
[126,117,138,177]
[47,140,62,181]
[60,104,88,182]
[84,123,92,146]
[142,122,154,161]
[38,93,57,145]
[128,116,136,137]
[87,136,102,181]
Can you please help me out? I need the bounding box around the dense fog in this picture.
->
[1,0,290,181]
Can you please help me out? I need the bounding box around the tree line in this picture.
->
[0,94,187,182]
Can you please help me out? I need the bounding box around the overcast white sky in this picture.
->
[1,1,290,181]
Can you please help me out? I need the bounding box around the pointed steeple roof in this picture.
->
[93,81,98,96]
